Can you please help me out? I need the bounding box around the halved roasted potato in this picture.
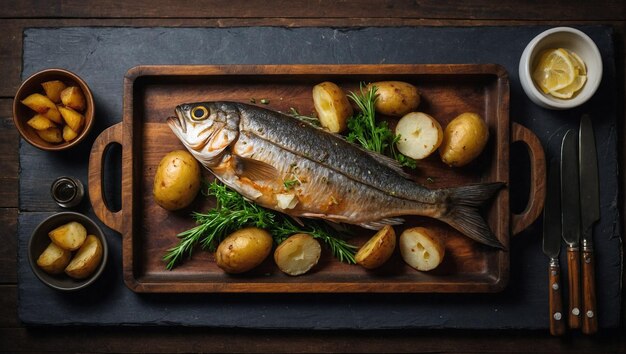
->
[27,114,56,131]
[355,225,396,269]
[395,112,443,160]
[65,235,104,279]
[58,106,85,133]
[48,221,87,251]
[399,227,445,271]
[62,125,79,142]
[36,242,72,275]
[274,233,321,276]
[312,81,353,133]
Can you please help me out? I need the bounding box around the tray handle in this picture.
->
[510,122,546,236]
[88,123,123,233]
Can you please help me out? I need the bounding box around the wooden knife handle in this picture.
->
[567,247,582,329]
[582,246,598,334]
[548,259,566,335]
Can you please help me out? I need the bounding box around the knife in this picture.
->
[561,129,582,329]
[579,115,600,334]
[543,159,565,335]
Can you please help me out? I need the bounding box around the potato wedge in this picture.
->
[312,81,353,133]
[366,81,420,117]
[274,233,321,276]
[58,106,85,133]
[355,225,396,269]
[62,125,79,142]
[36,127,63,143]
[36,242,71,275]
[395,112,443,160]
[399,227,445,271]
[41,80,67,103]
[439,112,489,167]
[48,221,87,251]
[27,114,56,131]
[65,235,103,279]
[60,86,86,112]
[21,93,63,124]
[215,227,273,274]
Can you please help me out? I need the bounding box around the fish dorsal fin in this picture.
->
[235,156,279,181]
[365,150,413,180]
[328,131,414,180]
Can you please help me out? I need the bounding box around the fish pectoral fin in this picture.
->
[234,156,280,181]
[358,218,404,230]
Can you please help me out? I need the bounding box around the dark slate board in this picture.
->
[18,26,621,329]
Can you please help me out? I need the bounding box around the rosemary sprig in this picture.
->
[163,181,356,270]
[288,107,321,127]
[346,83,416,169]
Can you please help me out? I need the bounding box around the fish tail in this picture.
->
[438,182,506,249]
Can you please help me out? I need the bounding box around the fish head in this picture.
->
[167,102,240,166]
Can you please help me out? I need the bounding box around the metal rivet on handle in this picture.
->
[552,283,559,291]
[586,310,594,318]
[572,308,580,316]
[554,312,562,321]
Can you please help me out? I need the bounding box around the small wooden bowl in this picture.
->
[13,68,95,151]
[28,212,108,291]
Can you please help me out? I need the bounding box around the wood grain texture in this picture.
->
[0,209,18,284]
[582,248,598,334]
[2,0,625,20]
[84,64,540,293]
[567,247,582,329]
[548,260,565,336]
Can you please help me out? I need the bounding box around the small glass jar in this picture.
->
[50,176,84,208]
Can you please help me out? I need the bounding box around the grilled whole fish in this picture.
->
[167,101,505,249]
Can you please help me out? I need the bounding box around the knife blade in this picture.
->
[579,114,600,334]
[561,129,582,329]
[543,159,565,335]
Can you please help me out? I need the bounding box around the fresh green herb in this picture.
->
[250,98,256,104]
[346,83,416,169]
[283,178,301,190]
[260,98,270,104]
[163,181,356,270]
[426,177,435,183]
[288,107,321,127]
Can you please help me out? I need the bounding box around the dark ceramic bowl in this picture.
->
[28,212,108,291]
[13,68,95,151]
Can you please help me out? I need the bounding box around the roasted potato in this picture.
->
[366,81,420,117]
[153,150,202,211]
[62,125,79,142]
[355,225,396,269]
[58,106,85,133]
[21,93,63,124]
[215,227,273,274]
[27,114,56,131]
[395,112,443,160]
[48,221,87,251]
[274,233,321,276]
[36,127,63,143]
[60,86,86,112]
[41,80,67,103]
[312,81,353,133]
[439,112,489,167]
[36,242,71,275]
[399,227,445,271]
[65,235,104,279]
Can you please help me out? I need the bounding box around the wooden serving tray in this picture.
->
[88,64,545,293]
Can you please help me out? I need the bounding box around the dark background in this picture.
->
[1,1,625,352]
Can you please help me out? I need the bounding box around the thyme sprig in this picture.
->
[163,181,356,270]
[346,83,416,169]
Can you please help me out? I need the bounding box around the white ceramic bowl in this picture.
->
[519,27,602,110]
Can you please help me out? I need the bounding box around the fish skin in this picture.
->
[168,101,505,249]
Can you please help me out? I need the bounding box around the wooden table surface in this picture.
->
[1,1,625,352]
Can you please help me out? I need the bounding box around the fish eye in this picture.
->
[191,106,209,121]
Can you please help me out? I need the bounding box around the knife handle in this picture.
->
[582,242,598,334]
[567,247,582,329]
[548,258,565,336]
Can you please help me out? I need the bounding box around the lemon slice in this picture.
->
[551,74,587,99]
[532,48,576,93]
[568,50,587,76]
